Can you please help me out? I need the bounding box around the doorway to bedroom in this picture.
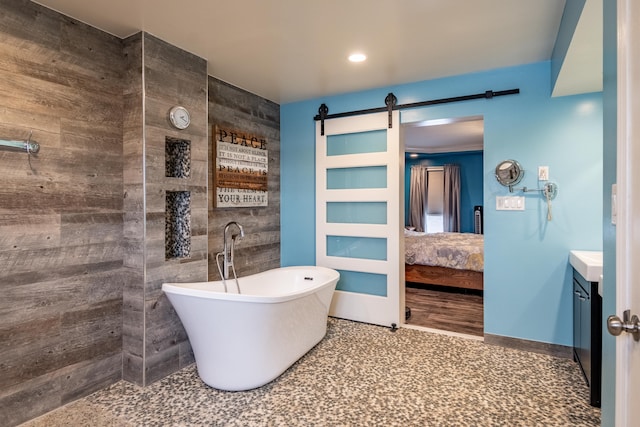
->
[402,115,484,337]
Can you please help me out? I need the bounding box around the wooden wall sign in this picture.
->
[213,125,268,207]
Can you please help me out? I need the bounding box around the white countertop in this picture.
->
[569,250,603,282]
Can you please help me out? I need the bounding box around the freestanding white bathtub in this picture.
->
[162,266,339,391]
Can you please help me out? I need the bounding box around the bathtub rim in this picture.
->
[162,265,339,304]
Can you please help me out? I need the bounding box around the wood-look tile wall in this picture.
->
[122,33,208,386]
[208,78,280,278]
[1,2,279,424]
[121,32,145,386]
[0,1,124,425]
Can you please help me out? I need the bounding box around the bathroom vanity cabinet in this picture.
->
[572,269,602,407]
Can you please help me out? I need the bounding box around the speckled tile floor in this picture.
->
[22,318,600,426]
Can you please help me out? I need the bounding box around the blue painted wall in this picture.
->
[281,61,603,346]
[404,151,483,233]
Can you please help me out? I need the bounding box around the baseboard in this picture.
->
[484,334,573,359]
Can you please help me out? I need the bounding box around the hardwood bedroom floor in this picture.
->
[405,284,484,336]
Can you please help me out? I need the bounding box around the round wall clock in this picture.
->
[169,106,191,130]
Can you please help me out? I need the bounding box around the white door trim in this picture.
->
[615,0,639,424]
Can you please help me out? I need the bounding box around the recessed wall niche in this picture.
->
[165,191,191,259]
[165,136,191,178]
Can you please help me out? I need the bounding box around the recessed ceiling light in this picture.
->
[348,53,367,63]
[409,153,419,158]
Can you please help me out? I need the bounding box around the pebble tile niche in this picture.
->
[165,136,191,259]
[165,137,191,178]
[165,191,191,259]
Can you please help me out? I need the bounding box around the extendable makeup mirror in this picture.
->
[495,159,524,189]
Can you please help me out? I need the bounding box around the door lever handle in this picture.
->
[607,309,640,341]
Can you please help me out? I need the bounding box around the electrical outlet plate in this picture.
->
[538,166,549,181]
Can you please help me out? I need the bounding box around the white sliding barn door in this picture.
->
[316,111,404,327]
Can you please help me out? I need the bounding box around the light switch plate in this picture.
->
[496,196,525,210]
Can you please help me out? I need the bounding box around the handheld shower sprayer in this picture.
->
[543,182,558,221]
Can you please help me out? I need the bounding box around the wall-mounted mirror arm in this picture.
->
[510,182,558,200]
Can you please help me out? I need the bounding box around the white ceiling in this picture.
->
[35,0,571,104]
[403,117,484,154]
[33,0,602,153]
